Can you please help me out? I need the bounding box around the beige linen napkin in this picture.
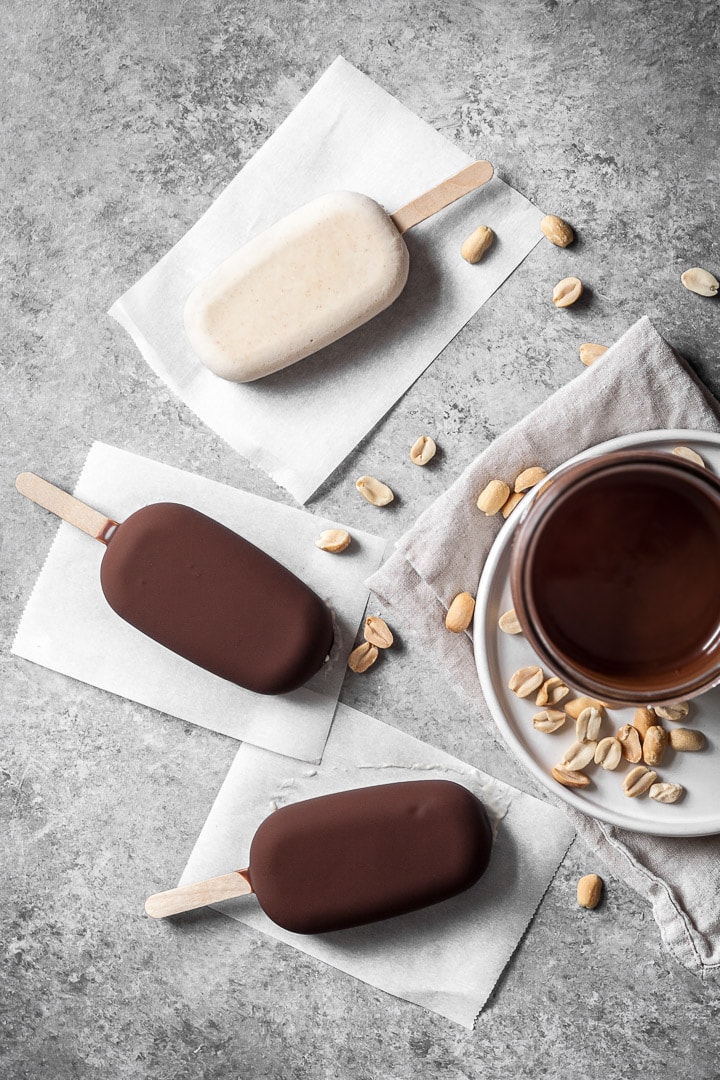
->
[368,316,720,979]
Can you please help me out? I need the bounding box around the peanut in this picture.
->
[347,642,378,673]
[508,665,544,698]
[577,874,603,909]
[623,765,658,798]
[672,447,705,468]
[565,697,605,720]
[356,476,394,506]
[552,276,583,308]
[461,225,495,264]
[576,706,602,743]
[536,676,570,707]
[445,592,476,634]
[642,725,668,767]
[498,608,522,635]
[579,343,608,366]
[653,701,689,722]
[681,267,719,296]
[533,709,567,733]
[562,740,597,771]
[669,728,706,751]
[363,616,393,649]
[594,737,622,770]
[540,214,574,247]
[617,724,642,763]
[632,707,656,739]
[649,782,685,804]
[410,435,437,466]
[501,491,525,519]
[315,528,351,553]
[477,479,510,515]
[552,764,590,788]
[514,466,547,492]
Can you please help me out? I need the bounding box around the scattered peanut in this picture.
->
[594,737,622,770]
[540,214,574,247]
[500,597,700,805]
[632,707,656,739]
[577,873,603,910]
[498,608,522,635]
[552,276,584,308]
[315,528,351,553]
[514,466,548,492]
[681,267,719,297]
[552,764,590,788]
[617,724,642,763]
[410,435,437,466]
[672,447,705,468]
[565,697,605,720]
[649,782,685,804]
[642,725,668,767]
[653,701,689,722]
[533,709,567,733]
[579,342,608,366]
[669,728,706,752]
[347,642,378,673]
[561,740,598,771]
[623,765,658,798]
[576,706,602,743]
[536,676,570,707]
[445,592,476,634]
[461,224,495,264]
[508,665,544,698]
[477,479,511,515]
[356,476,394,506]
[501,491,525,518]
[364,616,393,649]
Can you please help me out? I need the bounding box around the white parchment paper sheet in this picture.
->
[12,444,386,762]
[109,56,544,503]
[179,703,575,1027]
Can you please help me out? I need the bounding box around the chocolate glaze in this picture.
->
[511,452,720,702]
[248,780,493,934]
[100,502,334,695]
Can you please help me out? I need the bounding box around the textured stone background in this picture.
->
[3,0,720,1076]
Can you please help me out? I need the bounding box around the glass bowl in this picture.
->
[509,449,720,706]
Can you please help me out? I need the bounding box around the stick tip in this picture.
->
[15,471,36,494]
[144,895,164,919]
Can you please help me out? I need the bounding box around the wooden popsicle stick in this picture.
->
[16,472,119,544]
[390,160,494,235]
[145,869,253,919]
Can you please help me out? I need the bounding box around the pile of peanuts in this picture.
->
[502,645,706,804]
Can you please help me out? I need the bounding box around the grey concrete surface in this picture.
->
[2,0,720,1076]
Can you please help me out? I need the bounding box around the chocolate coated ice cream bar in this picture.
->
[16,473,334,695]
[145,780,493,933]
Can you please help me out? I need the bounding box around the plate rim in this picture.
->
[473,427,720,837]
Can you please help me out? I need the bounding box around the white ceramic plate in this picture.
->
[474,429,720,836]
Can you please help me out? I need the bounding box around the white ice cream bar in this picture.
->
[184,161,494,383]
[184,192,408,382]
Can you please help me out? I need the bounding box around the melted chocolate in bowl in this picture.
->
[511,453,720,703]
